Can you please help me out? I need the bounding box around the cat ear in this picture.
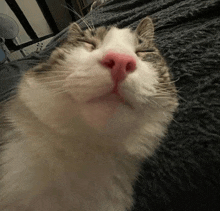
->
[136,17,154,40]
[68,23,83,36]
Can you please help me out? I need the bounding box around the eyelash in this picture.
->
[136,49,155,53]
[77,39,96,49]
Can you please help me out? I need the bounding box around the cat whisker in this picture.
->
[149,99,165,109]
[153,96,170,100]
[0,74,23,80]
[175,86,186,93]
[156,91,174,94]
[44,87,67,95]
[155,93,177,98]
[156,89,185,100]
[88,9,95,31]
[157,87,177,92]
[159,80,179,85]
[0,94,17,104]
[155,91,173,96]
[171,77,180,83]
[51,90,67,96]
[156,87,173,91]
[39,76,67,81]
[176,95,187,102]
[152,93,173,98]
[44,74,93,78]
[0,86,18,95]
[62,4,93,31]
[158,79,180,86]
[154,91,170,94]
[43,80,67,86]
[48,70,73,73]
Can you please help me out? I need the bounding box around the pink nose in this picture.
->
[100,51,136,83]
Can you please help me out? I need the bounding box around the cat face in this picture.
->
[19,17,178,136]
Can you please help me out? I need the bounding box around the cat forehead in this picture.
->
[103,27,135,45]
[82,26,136,51]
[84,26,135,44]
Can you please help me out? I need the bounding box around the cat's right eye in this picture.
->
[136,49,154,58]
[136,49,155,53]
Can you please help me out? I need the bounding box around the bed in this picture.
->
[1,0,220,210]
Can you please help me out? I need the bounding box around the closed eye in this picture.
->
[136,49,155,53]
[136,49,155,58]
[77,39,96,51]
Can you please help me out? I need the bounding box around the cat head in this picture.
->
[19,17,178,137]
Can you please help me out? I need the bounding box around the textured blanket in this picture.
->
[0,0,220,210]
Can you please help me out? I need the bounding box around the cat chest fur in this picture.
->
[1,103,141,210]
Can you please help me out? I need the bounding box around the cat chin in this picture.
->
[77,93,132,129]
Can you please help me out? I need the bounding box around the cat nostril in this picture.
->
[126,62,135,72]
[105,59,115,69]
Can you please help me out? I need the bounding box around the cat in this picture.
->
[0,16,178,211]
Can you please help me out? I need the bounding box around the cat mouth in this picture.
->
[66,86,133,109]
[87,92,133,109]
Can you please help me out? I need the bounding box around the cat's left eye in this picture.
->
[78,39,96,51]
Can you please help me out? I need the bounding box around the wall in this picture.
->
[0,0,52,44]
[45,0,72,31]
[16,0,52,37]
[85,0,94,4]
[0,1,30,44]
[0,0,90,45]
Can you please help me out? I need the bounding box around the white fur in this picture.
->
[0,27,176,211]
